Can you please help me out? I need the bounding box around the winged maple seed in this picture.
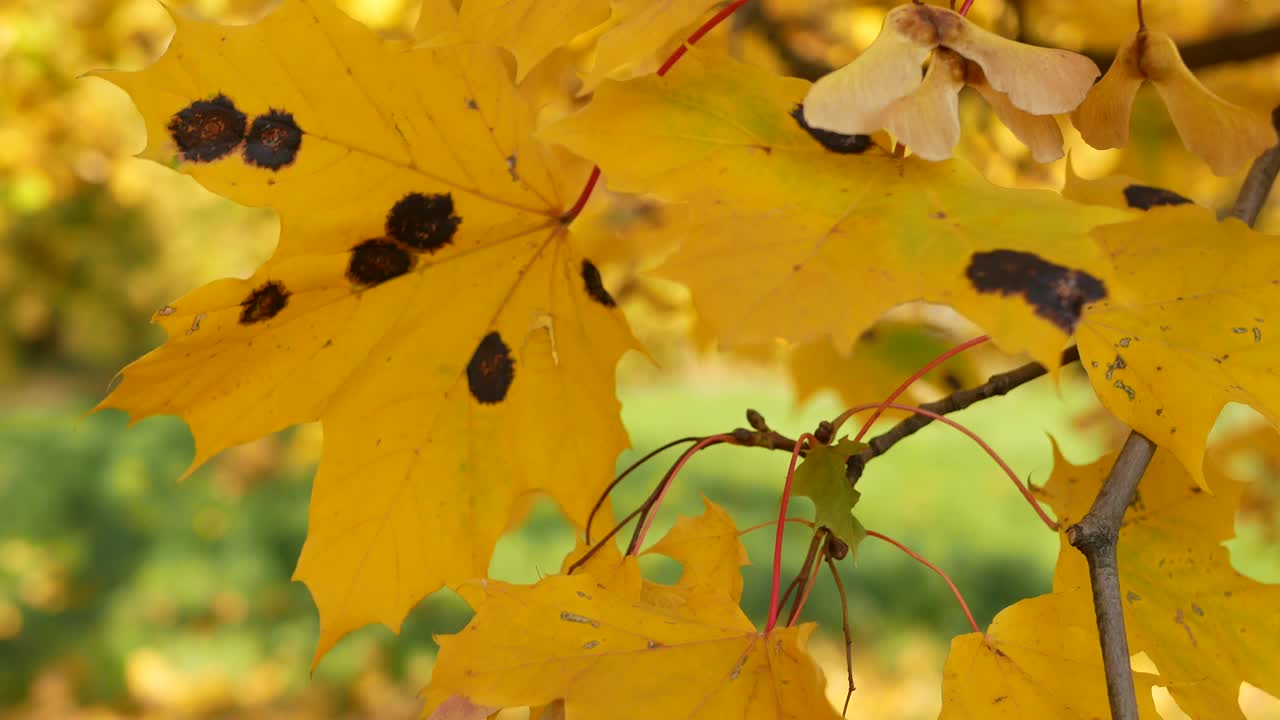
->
[801,2,1098,161]
[1072,29,1278,175]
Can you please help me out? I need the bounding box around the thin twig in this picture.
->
[1228,105,1280,227]
[1066,431,1157,720]
[847,334,990,443]
[826,554,856,715]
[567,504,647,575]
[785,528,829,626]
[1087,21,1280,73]
[585,436,701,544]
[847,346,1080,485]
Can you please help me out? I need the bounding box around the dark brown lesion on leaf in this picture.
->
[347,240,411,287]
[1122,184,1193,210]
[167,94,247,162]
[239,280,290,324]
[581,260,616,307]
[467,331,515,404]
[965,250,1107,333]
[244,109,303,170]
[790,105,872,154]
[386,192,461,252]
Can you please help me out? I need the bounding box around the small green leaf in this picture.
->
[793,437,867,557]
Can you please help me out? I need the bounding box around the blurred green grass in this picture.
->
[2,367,1276,714]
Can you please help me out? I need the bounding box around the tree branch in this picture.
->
[1071,105,1280,720]
[1228,105,1280,226]
[748,0,1280,83]
[1066,431,1156,720]
[845,346,1080,485]
[1086,22,1280,73]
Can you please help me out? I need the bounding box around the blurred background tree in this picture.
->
[0,0,1277,718]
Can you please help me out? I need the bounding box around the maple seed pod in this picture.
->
[1123,185,1193,211]
[167,94,247,162]
[467,331,516,404]
[965,250,1106,334]
[386,192,461,252]
[790,106,872,154]
[239,280,290,324]
[581,260,616,307]
[244,109,303,170]
[347,239,411,287]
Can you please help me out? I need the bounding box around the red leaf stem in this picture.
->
[765,432,817,633]
[846,334,990,442]
[629,434,734,553]
[861,401,1057,531]
[563,0,750,222]
[867,529,981,633]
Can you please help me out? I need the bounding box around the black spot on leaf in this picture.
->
[239,280,290,324]
[581,260,615,307]
[386,193,460,252]
[790,105,871,154]
[347,240,411,287]
[167,94,246,162]
[467,331,515,404]
[966,250,1107,333]
[1123,184,1192,210]
[244,110,302,170]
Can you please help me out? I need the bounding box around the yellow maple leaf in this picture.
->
[543,48,1130,372]
[940,588,1161,718]
[641,496,751,609]
[561,496,749,622]
[1042,444,1280,718]
[581,0,723,88]
[1062,159,1196,212]
[1071,203,1280,488]
[423,500,842,720]
[95,0,639,662]
[1072,29,1278,176]
[416,0,721,85]
[790,322,984,411]
[421,0,610,81]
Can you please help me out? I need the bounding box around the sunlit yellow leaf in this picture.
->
[940,589,1161,718]
[789,321,981,412]
[96,0,639,662]
[416,0,721,86]
[423,502,841,720]
[1074,204,1280,487]
[426,0,609,80]
[1043,445,1280,718]
[641,496,750,607]
[544,49,1130,372]
[414,0,459,41]
[1062,159,1195,212]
